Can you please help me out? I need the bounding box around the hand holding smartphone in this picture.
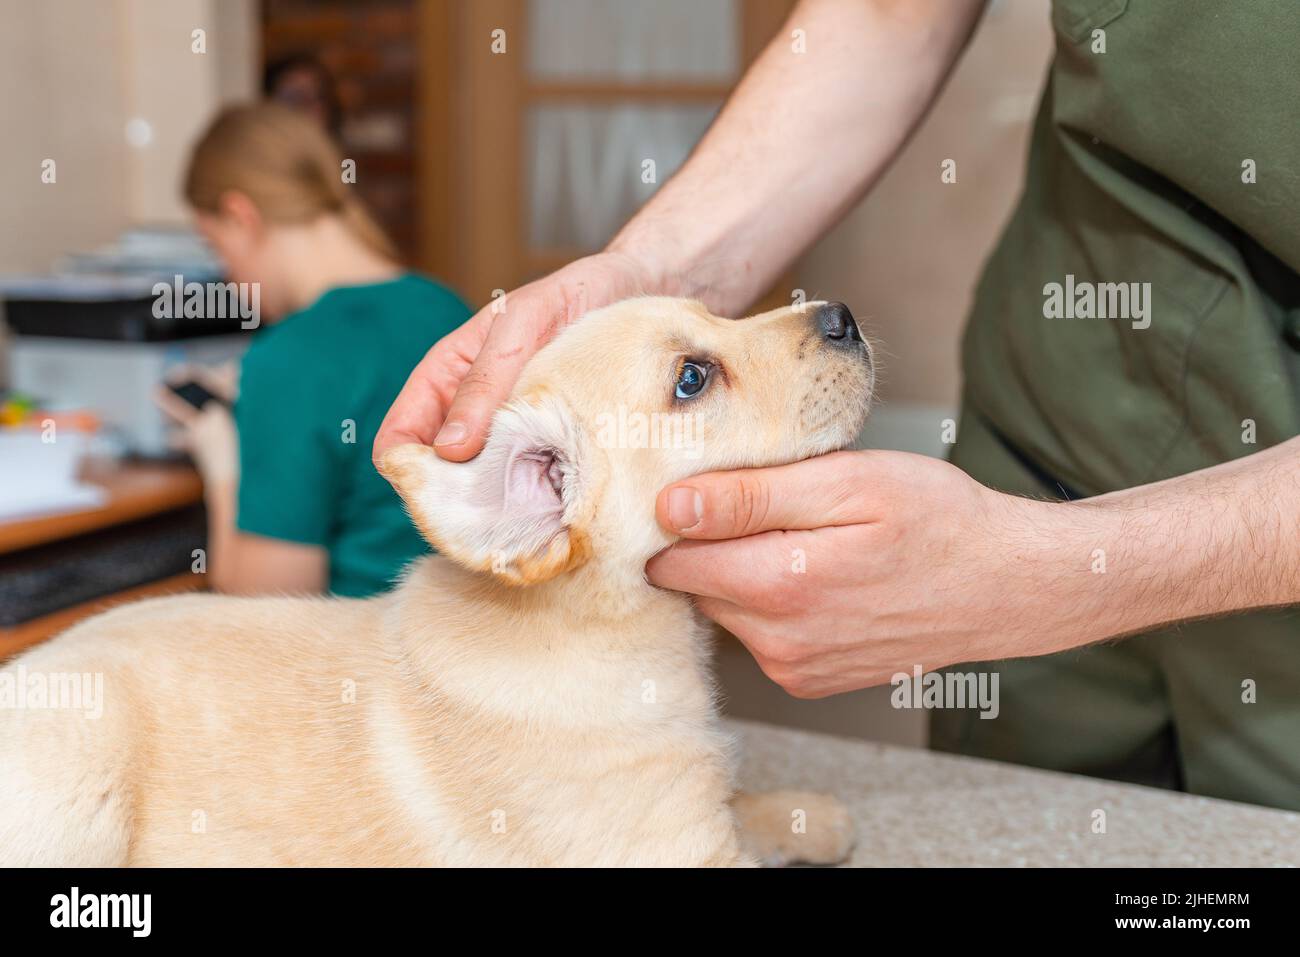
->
[166,379,230,412]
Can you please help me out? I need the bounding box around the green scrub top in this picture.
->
[932,0,1300,810]
[234,274,471,597]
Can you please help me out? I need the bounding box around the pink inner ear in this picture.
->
[505,447,564,514]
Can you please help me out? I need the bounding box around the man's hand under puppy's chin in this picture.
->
[643,447,1297,700]
[642,450,1084,698]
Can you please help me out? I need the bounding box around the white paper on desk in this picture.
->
[0,430,106,521]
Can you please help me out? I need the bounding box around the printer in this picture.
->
[2,228,254,457]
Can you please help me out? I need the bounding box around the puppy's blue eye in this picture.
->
[675,361,709,399]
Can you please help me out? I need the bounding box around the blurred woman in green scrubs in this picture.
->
[158,103,470,597]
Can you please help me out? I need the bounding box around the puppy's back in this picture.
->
[0,591,392,865]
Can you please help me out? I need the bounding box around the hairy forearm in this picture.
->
[1096,437,1299,623]
[608,0,986,314]
[1031,438,1300,653]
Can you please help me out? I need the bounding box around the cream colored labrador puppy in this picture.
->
[0,297,873,867]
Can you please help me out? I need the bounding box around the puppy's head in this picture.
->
[381,298,873,591]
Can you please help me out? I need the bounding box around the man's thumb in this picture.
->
[654,452,872,539]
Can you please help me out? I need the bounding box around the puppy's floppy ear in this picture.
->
[379,393,590,585]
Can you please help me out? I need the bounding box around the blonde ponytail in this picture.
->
[184,102,396,261]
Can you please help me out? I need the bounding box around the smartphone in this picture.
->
[167,380,228,411]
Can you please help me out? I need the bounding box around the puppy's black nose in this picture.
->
[815,301,862,344]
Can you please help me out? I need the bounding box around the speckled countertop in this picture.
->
[729,719,1300,867]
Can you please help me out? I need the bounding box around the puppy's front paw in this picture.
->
[732,789,856,867]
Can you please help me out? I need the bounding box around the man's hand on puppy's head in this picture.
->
[373,252,655,468]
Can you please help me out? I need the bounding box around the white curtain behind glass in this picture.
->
[528,103,718,250]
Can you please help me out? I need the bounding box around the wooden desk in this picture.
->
[0,461,207,660]
[0,461,203,555]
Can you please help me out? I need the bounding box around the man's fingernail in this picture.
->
[434,422,467,447]
[667,487,703,531]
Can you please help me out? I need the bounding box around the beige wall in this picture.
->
[795,0,1054,409]
[121,0,260,225]
[0,0,258,274]
[0,0,132,274]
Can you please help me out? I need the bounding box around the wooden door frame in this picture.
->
[414,0,464,291]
